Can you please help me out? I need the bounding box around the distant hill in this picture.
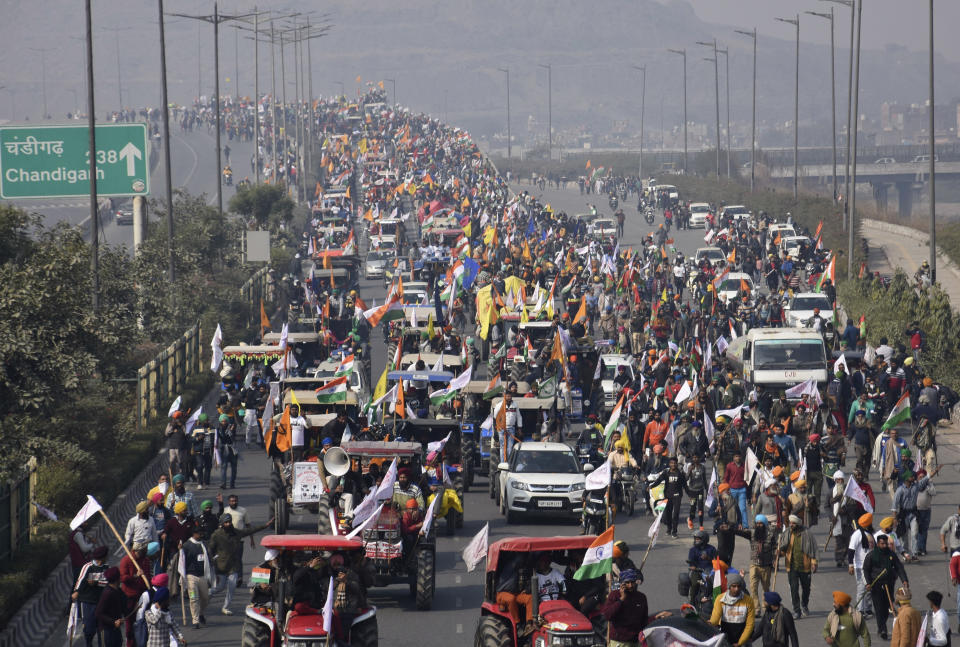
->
[2,0,959,146]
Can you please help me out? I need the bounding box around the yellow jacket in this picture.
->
[710,592,755,646]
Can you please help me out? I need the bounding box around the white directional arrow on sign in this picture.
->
[118,142,142,177]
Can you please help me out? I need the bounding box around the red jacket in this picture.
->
[950,551,960,582]
[724,462,747,489]
[118,554,151,598]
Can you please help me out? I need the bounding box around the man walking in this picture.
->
[95,567,126,647]
[779,514,818,618]
[863,534,908,640]
[72,545,109,647]
[847,513,875,617]
[743,515,779,618]
[181,525,214,628]
[889,587,921,647]
[752,592,799,647]
[821,590,870,647]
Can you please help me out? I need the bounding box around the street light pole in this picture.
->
[102,27,131,108]
[848,0,862,278]
[168,4,256,218]
[84,0,99,312]
[538,63,552,159]
[385,78,396,106]
[718,47,731,178]
[735,28,757,192]
[28,47,53,119]
[497,67,511,158]
[776,16,800,201]
[822,0,854,228]
[667,49,687,174]
[807,9,838,203]
[929,0,936,282]
[632,65,646,181]
[697,40,721,178]
[157,0,175,283]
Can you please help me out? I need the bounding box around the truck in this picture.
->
[725,327,828,394]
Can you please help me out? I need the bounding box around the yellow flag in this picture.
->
[372,365,388,402]
[359,138,368,154]
[407,182,417,195]
[427,313,435,339]
[463,221,472,238]
[520,306,529,324]
[462,196,470,209]
[290,389,300,408]
[483,226,496,246]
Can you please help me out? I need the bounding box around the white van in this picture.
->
[726,328,828,391]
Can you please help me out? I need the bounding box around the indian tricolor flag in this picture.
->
[604,393,625,440]
[881,392,911,431]
[429,366,473,406]
[341,231,357,255]
[315,376,349,403]
[482,374,503,400]
[364,282,404,327]
[335,354,355,377]
[815,255,836,292]
[573,526,614,581]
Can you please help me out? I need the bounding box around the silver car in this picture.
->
[364,250,387,279]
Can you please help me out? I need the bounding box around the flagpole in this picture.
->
[98,510,151,589]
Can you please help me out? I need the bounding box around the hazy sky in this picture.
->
[676,0,960,63]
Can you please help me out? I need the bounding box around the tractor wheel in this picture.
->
[510,362,524,384]
[475,615,513,647]
[274,497,288,534]
[350,616,379,647]
[317,494,333,535]
[270,471,284,503]
[625,488,636,517]
[461,438,475,490]
[241,617,271,647]
[445,509,456,536]
[456,510,464,529]
[488,467,496,499]
[415,547,435,610]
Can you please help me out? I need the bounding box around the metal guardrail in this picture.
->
[137,322,202,430]
[0,458,37,564]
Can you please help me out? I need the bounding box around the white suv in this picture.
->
[498,442,586,524]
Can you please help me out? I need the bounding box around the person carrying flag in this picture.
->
[601,569,671,647]
[709,573,755,646]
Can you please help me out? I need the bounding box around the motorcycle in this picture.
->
[644,208,656,225]
[609,194,619,211]
[677,566,716,619]
[581,487,608,536]
[613,467,637,516]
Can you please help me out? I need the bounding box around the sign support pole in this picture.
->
[84,0,99,313]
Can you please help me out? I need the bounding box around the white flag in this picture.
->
[674,380,692,404]
[585,459,611,490]
[178,548,187,581]
[715,336,729,355]
[210,323,224,373]
[715,404,746,420]
[66,602,80,639]
[420,493,441,537]
[704,229,715,243]
[744,447,760,485]
[647,507,665,547]
[371,384,398,409]
[321,576,335,633]
[351,491,381,527]
[864,343,876,367]
[279,322,289,351]
[916,614,929,647]
[427,432,452,455]
[462,523,489,572]
[374,458,399,501]
[347,503,384,539]
[431,352,445,373]
[784,378,823,406]
[703,414,716,442]
[167,395,182,418]
[704,467,719,509]
[664,426,676,456]
[70,495,102,530]
[833,353,848,375]
[185,406,203,435]
[843,476,874,512]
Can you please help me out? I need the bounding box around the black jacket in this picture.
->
[753,606,799,647]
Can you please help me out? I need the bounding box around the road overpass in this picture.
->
[769,161,960,217]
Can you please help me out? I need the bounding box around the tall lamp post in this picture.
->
[102,27,132,108]
[28,47,54,119]
[775,15,800,201]
[667,48,687,174]
[806,9,839,203]
[168,3,256,218]
[848,0,863,278]
[538,63,552,159]
[928,0,936,282]
[156,0,175,283]
[497,67,511,158]
[821,0,855,228]
[734,28,757,192]
[717,47,731,178]
[696,40,722,178]
[631,65,646,181]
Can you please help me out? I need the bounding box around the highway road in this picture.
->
[46,179,960,647]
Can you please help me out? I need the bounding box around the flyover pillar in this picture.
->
[871,183,889,212]
[896,182,914,218]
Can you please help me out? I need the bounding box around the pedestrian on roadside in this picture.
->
[165,411,187,476]
[779,514,818,618]
[925,590,949,647]
[821,590,870,647]
[939,504,960,556]
[752,591,799,647]
[847,513,875,618]
[741,514,779,618]
[601,569,670,647]
[863,534,908,640]
[72,545,109,647]
[915,468,936,556]
[208,513,267,615]
[181,525,213,629]
[124,500,159,548]
[217,413,240,489]
[890,587,921,647]
[95,567,126,647]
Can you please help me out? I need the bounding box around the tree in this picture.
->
[229,183,295,231]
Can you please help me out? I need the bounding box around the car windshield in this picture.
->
[791,296,832,311]
[602,364,630,380]
[367,251,383,261]
[753,339,826,369]
[512,450,580,474]
[719,279,751,292]
[700,250,724,260]
[594,220,613,228]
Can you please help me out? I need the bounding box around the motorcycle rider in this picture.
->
[609,440,638,515]
[685,453,708,531]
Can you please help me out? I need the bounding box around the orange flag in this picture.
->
[774,233,782,246]
[727,248,736,263]
[396,383,406,418]
[268,406,292,454]
[549,331,564,364]
[260,300,271,335]
[573,295,588,324]
[740,279,750,293]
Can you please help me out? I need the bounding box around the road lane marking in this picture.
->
[456,624,463,634]
[456,597,463,608]
[455,575,462,584]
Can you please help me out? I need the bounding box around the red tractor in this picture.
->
[241,535,378,647]
[474,535,606,647]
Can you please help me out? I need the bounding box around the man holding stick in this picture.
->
[863,534,907,640]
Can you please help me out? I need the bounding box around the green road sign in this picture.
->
[0,123,149,199]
